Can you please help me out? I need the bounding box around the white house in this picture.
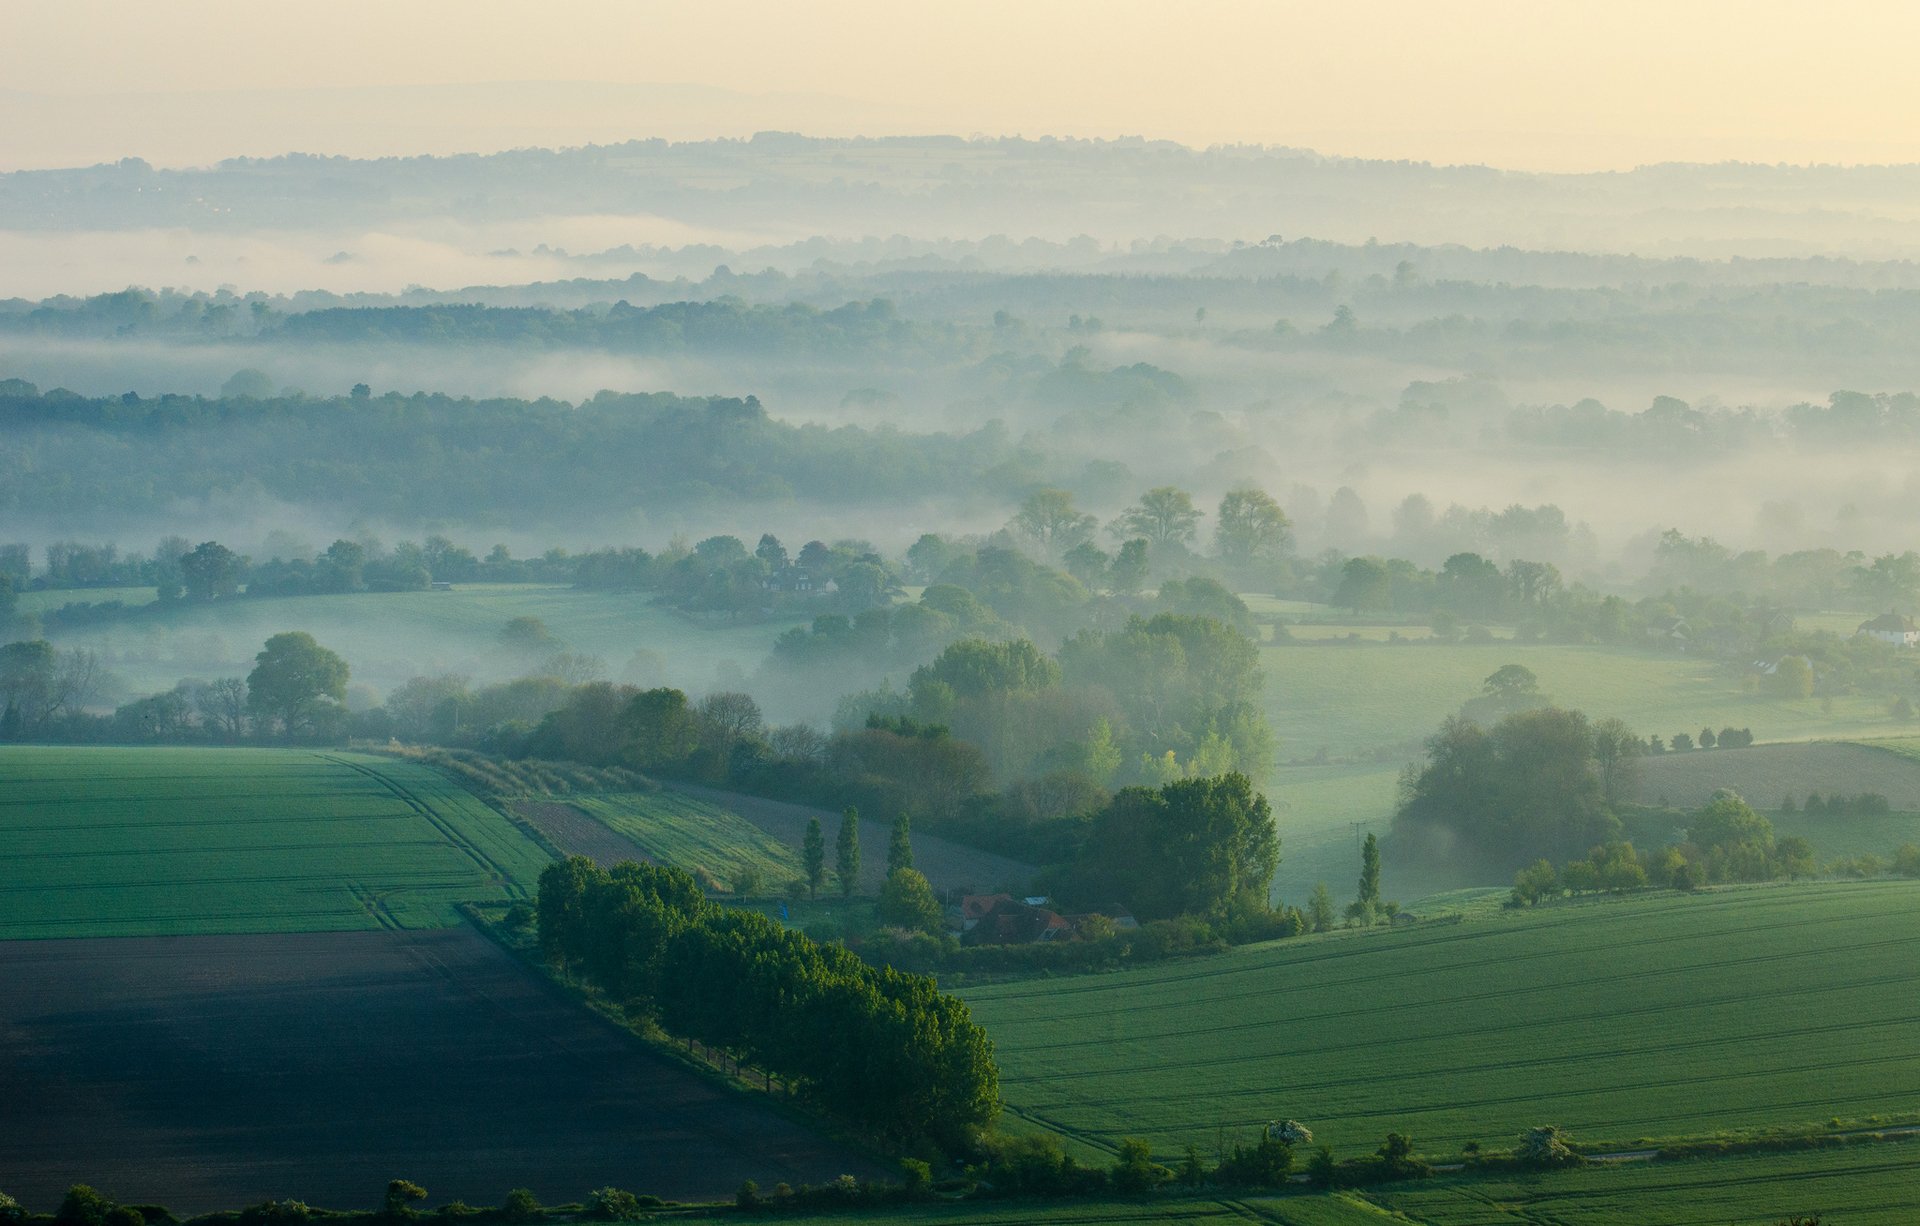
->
[1856,612,1920,648]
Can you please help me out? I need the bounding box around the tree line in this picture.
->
[535,857,999,1150]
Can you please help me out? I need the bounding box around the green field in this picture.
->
[1260,642,1901,762]
[571,791,802,886]
[0,745,553,938]
[38,583,798,704]
[963,881,1920,1163]
[1352,1142,1920,1225]
[680,1140,1920,1223]
[14,585,158,615]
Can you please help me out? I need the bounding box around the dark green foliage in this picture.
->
[1109,1138,1171,1193]
[803,818,826,899]
[383,1181,427,1217]
[1055,773,1278,921]
[877,867,944,935]
[245,632,349,740]
[835,808,859,898]
[1395,708,1621,872]
[968,1133,1108,1197]
[498,1190,538,1224]
[887,813,913,874]
[1214,1136,1295,1187]
[538,857,998,1148]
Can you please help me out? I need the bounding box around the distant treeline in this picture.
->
[0,382,1017,521]
[536,857,999,1148]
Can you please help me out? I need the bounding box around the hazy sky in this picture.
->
[12,0,1920,171]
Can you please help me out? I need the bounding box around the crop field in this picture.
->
[1259,641,1899,761]
[671,783,1038,894]
[0,928,882,1213]
[963,881,1920,1162]
[1632,740,1920,811]
[37,582,797,702]
[0,746,552,938]
[568,791,802,889]
[1350,1142,1920,1224]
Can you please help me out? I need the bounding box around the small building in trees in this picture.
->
[1856,611,1920,647]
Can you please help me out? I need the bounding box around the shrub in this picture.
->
[734,1182,759,1210]
[57,1187,117,1226]
[1515,1125,1584,1169]
[498,1190,539,1224]
[1895,843,1920,878]
[237,1203,311,1226]
[898,1160,932,1197]
[1110,1139,1172,1193]
[1215,1136,1294,1187]
[384,1181,428,1217]
[0,1194,20,1226]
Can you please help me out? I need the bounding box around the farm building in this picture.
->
[1856,611,1920,647]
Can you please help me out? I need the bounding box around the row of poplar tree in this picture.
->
[535,856,1000,1148]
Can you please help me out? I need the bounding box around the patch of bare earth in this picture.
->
[0,927,882,1213]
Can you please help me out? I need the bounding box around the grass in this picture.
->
[961,880,1920,1163]
[14,585,156,615]
[40,582,799,704]
[1259,641,1903,763]
[570,791,802,887]
[0,745,553,938]
[1350,1140,1920,1224]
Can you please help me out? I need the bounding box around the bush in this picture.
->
[585,1188,660,1221]
[969,1133,1108,1197]
[0,1194,24,1226]
[57,1187,117,1226]
[237,1203,311,1226]
[384,1181,428,1217]
[1110,1139,1172,1193]
[1215,1136,1295,1187]
[1895,844,1920,878]
[498,1190,539,1224]
[1515,1125,1584,1169]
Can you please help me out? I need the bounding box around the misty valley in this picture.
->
[4,100,1920,1226]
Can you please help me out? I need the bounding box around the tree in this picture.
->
[1589,717,1642,805]
[835,807,860,897]
[180,540,242,600]
[1698,726,1717,749]
[1012,488,1097,553]
[1111,1138,1172,1193]
[1215,487,1292,570]
[1332,557,1391,612]
[1109,538,1150,595]
[1769,655,1815,700]
[1112,487,1202,549]
[1357,832,1381,907]
[802,817,826,900]
[246,632,349,738]
[1395,708,1621,872]
[383,1181,427,1217]
[1308,882,1336,932]
[888,813,914,874]
[195,676,248,739]
[877,867,943,934]
[0,639,57,733]
[1062,773,1279,921]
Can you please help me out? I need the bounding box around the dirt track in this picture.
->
[0,927,882,1213]
[511,799,654,867]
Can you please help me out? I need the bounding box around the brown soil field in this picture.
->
[1632,741,1920,811]
[668,784,1036,894]
[0,927,882,1214]
[510,799,653,867]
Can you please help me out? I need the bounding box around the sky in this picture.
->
[10,0,1920,171]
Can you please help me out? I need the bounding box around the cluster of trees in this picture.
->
[535,857,998,1148]
[0,383,1024,525]
[847,614,1273,791]
[971,1125,1430,1198]
[1510,792,1816,902]
[0,632,348,744]
[1392,706,1638,873]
